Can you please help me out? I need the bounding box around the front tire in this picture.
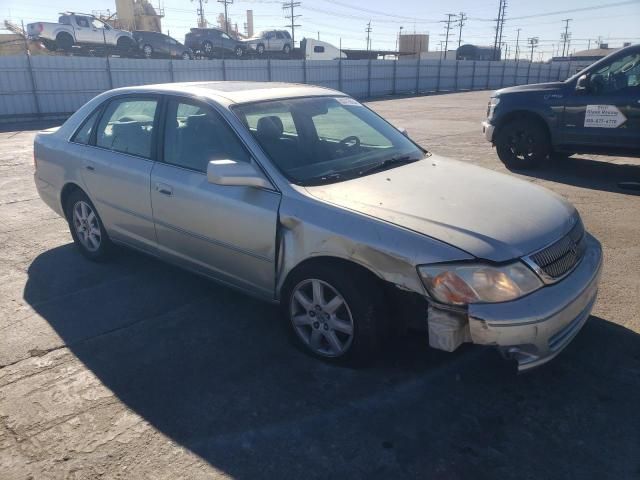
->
[256,44,265,55]
[234,46,243,57]
[495,118,550,170]
[202,41,213,56]
[65,190,111,261]
[181,51,192,60]
[283,44,291,54]
[282,262,387,364]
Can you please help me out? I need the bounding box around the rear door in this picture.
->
[80,95,159,251]
[150,96,281,297]
[561,51,640,150]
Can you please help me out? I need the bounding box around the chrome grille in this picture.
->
[529,218,585,281]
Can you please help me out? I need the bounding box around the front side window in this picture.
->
[75,16,90,28]
[233,97,425,185]
[590,53,640,94]
[163,99,250,173]
[96,98,157,158]
[221,33,231,40]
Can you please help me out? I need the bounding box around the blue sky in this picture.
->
[2,0,639,59]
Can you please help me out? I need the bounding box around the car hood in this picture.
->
[303,155,576,262]
[495,81,566,96]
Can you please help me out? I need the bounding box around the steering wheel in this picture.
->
[338,135,361,151]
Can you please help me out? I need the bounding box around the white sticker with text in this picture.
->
[584,105,627,128]
[336,97,362,106]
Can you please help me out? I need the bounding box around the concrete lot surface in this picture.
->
[1,91,639,479]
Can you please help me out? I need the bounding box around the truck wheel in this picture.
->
[282,262,387,365]
[181,51,192,60]
[65,190,112,261]
[202,41,213,56]
[142,44,153,58]
[496,118,550,170]
[257,44,265,55]
[283,44,291,54]
[234,46,243,57]
[56,32,74,51]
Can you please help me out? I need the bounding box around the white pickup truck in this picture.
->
[27,13,134,53]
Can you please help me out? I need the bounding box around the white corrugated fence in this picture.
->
[0,55,577,120]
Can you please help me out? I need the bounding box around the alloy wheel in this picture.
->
[290,279,355,357]
[143,45,153,58]
[73,201,101,252]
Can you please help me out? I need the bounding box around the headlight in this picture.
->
[487,97,500,118]
[418,261,542,305]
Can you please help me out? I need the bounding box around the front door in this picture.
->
[73,16,103,45]
[561,50,640,151]
[151,97,281,297]
[80,96,160,251]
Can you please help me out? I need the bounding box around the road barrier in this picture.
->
[0,54,577,120]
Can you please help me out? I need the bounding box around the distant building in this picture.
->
[456,44,500,61]
[398,34,429,58]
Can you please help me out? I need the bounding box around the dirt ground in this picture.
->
[1,90,639,479]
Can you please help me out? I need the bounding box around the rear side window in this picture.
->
[163,99,251,172]
[72,108,101,145]
[96,98,158,158]
[314,46,325,53]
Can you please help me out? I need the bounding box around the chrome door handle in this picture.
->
[155,183,173,196]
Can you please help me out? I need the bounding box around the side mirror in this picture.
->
[575,74,589,93]
[398,127,409,137]
[207,159,272,189]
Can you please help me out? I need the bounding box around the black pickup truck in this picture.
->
[483,44,640,169]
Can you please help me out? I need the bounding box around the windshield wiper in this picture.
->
[357,154,422,177]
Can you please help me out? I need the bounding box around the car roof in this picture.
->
[109,81,345,104]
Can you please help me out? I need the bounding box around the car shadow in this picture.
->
[516,156,640,195]
[23,244,640,478]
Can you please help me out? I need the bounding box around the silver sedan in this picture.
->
[33,82,602,371]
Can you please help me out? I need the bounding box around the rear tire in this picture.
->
[257,44,265,55]
[202,41,213,56]
[234,46,243,57]
[117,36,134,53]
[282,262,387,365]
[65,190,112,261]
[496,118,550,170]
[56,32,73,51]
[283,44,291,54]
[181,51,192,60]
[142,44,153,58]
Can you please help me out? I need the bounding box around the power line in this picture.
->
[282,1,301,46]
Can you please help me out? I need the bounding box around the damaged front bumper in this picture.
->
[467,233,602,371]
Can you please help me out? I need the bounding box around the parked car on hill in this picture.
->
[483,43,640,169]
[133,31,192,60]
[184,28,244,58]
[33,81,602,372]
[27,13,134,53]
[243,30,292,55]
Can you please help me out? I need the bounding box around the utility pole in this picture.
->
[396,25,403,53]
[561,18,572,57]
[217,0,232,33]
[514,28,521,60]
[282,1,301,47]
[442,13,456,60]
[492,0,506,60]
[365,20,372,52]
[497,1,507,56]
[192,0,208,28]
[528,37,538,62]
[456,12,466,48]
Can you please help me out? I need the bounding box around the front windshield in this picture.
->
[233,96,426,185]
